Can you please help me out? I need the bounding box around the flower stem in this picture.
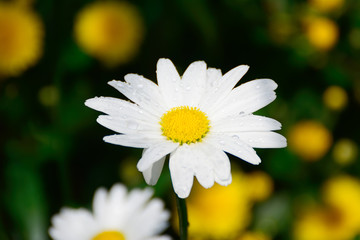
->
[175,195,188,240]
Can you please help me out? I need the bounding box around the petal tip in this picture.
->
[157,58,173,66]
[137,161,147,172]
[175,188,190,199]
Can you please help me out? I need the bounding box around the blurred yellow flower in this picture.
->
[238,232,271,240]
[246,171,273,202]
[293,206,353,240]
[294,175,360,240]
[288,120,332,161]
[308,0,345,12]
[323,86,348,111]
[304,17,339,51]
[0,3,43,77]
[13,0,35,8]
[38,85,59,107]
[322,175,360,232]
[74,1,144,67]
[332,139,358,165]
[183,170,252,240]
[118,156,143,186]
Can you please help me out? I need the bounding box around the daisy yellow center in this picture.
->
[160,106,210,144]
[92,231,125,240]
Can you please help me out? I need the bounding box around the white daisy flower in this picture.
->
[85,59,287,198]
[49,184,170,240]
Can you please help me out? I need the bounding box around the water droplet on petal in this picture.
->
[137,84,143,88]
[232,135,239,140]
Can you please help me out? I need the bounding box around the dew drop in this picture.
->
[137,84,144,88]
[232,135,239,140]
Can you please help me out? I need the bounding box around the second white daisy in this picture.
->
[49,184,170,240]
[85,59,287,198]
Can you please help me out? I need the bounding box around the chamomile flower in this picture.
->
[49,183,170,240]
[0,2,44,76]
[85,59,286,198]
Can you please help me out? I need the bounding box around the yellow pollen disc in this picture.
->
[92,230,125,240]
[160,106,210,145]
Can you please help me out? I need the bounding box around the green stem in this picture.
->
[175,195,188,240]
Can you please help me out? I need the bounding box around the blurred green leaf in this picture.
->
[4,161,48,240]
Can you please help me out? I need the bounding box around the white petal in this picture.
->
[190,144,215,189]
[97,115,159,135]
[169,145,195,198]
[124,74,166,110]
[198,68,222,110]
[126,199,170,239]
[156,58,182,108]
[103,134,160,148]
[205,68,222,88]
[49,208,96,240]
[211,79,277,120]
[147,236,172,240]
[125,188,154,212]
[180,61,207,106]
[200,65,249,112]
[142,154,166,185]
[92,187,108,221]
[214,173,232,186]
[207,134,261,165]
[109,76,166,116]
[201,142,231,182]
[104,184,128,228]
[85,96,156,121]
[234,132,287,148]
[219,65,250,95]
[137,141,178,171]
[212,115,282,133]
